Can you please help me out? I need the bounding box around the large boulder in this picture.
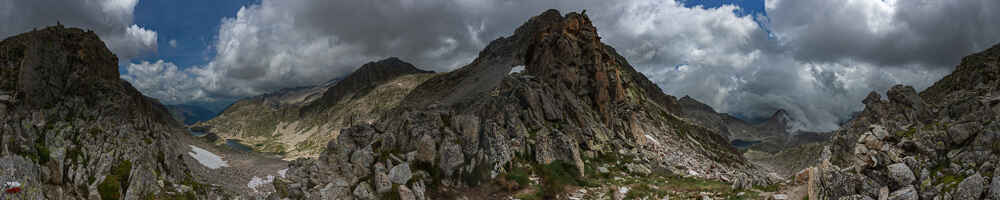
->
[398,185,416,200]
[953,173,985,200]
[948,122,981,145]
[887,185,917,200]
[887,163,916,187]
[990,170,999,200]
[353,181,375,200]
[374,171,392,194]
[389,163,412,185]
[886,85,923,109]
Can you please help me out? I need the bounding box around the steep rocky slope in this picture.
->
[194,58,435,159]
[0,25,294,200]
[278,10,772,200]
[803,44,1000,199]
[0,25,234,199]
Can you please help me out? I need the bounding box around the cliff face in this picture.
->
[195,58,435,159]
[0,26,243,199]
[810,44,1000,200]
[278,10,771,200]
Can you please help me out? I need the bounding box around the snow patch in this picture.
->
[618,186,630,195]
[644,134,660,146]
[509,65,525,74]
[278,168,289,178]
[248,175,275,193]
[188,145,229,169]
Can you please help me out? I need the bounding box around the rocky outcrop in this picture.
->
[278,9,770,199]
[195,58,435,158]
[0,25,232,199]
[810,44,1000,199]
[305,57,433,113]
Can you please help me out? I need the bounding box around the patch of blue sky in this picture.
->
[131,0,259,69]
[678,0,773,37]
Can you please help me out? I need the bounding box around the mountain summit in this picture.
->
[279,9,770,199]
[305,57,433,113]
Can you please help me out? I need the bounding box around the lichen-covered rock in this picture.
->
[818,43,1000,200]
[948,122,981,145]
[389,163,412,185]
[398,185,416,200]
[887,163,916,187]
[320,182,353,200]
[838,194,874,200]
[954,173,985,200]
[353,181,375,200]
[411,180,427,200]
[887,185,916,200]
[374,171,392,194]
[991,166,1000,200]
[626,163,652,175]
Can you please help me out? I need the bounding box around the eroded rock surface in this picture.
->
[809,43,1000,199]
[277,9,771,199]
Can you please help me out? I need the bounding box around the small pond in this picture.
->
[189,129,207,137]
[225,139,254,152]
[730,139,762,149]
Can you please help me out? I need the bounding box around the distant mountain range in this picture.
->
[192,58,435,158]
[165,104,218,125]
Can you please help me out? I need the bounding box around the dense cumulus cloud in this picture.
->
[0,0,158,61]
[116,0,999,131]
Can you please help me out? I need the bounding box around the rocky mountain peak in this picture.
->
[920,43,1000,103]
[305,57,433,112]
[679,95,717,113]
[0,25,173,123]
[0,26,234,199]
[1,25,124,108]
[770,109,789,120]
[280,10,770,199]
[887,84,923,109]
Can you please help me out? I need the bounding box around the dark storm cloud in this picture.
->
[768,0,1000,68]
[123,0,995,132]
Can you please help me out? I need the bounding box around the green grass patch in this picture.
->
[35,143,51,164]
[626,184,668,199]
[99,160,132,200]
[505,165,532,187]
[895,127,917,138]
[536,160,587,198]
[753,183,781,192]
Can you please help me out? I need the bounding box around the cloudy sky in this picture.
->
[2,0,998,132]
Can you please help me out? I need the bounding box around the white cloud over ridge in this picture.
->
[0,0,158,61]
[122,0,999,131]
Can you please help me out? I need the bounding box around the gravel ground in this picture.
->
[177,134,289,197]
